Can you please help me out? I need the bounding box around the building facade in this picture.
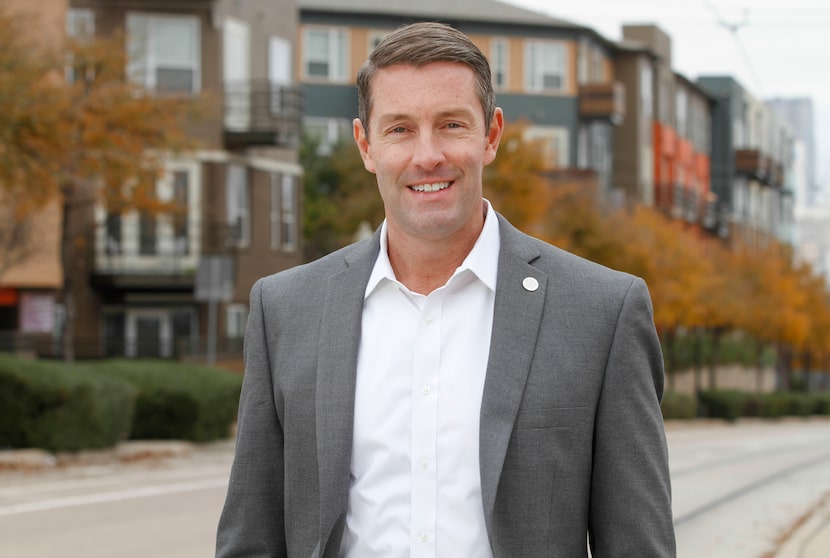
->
[612,25,714,235]
[297,0,625,196]
[698,76,795,247]
[62,0,303,358]
[0,0,66,355]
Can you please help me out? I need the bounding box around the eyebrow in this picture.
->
[376,107,479,127]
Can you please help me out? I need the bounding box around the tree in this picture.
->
[484,121,557,237]
[0,11,203,361]
[0,200,38,280]
[301,135,382,260]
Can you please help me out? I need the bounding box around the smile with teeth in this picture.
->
[409,181,451,193]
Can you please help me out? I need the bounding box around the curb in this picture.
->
[0,441,194,473]
[775,491,830,558]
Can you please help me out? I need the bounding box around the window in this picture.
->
[491,39,509,90]
[105,213,122,255]
[524,126,570,169]
[676,87,688,137]
[639,62,653,120]
[67,8,94,37]
[226,165,250,247]
[525,41,567,93]
[303,28,347,81]
[171,171,189,256]
[66,9,95,83]
[139,210,157,256]
[304,117,350,156]
[226,304,248,339]
[578,40,605,85]
[271,173,298,251]
[281,175,298,251]
[225,304,247,353]
[127,13,200,95]
[368,31,389,53]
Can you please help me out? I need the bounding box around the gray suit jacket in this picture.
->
[216,214,676,557]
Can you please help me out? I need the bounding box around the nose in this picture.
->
[411,131,444,170]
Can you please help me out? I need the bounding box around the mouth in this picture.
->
[409,181,452,193]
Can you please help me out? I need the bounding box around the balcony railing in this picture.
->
[223,81,302,149]
[578,82,626,125]
[734,149,784,187]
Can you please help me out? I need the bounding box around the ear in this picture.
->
[353,118,377,174]
[483,107,505,166]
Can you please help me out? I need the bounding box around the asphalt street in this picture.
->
[2,420,830,557]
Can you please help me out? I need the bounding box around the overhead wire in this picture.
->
[700,0,765,95]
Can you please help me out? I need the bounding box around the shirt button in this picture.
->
[420,459,429,469]
[419,532,429,542]
[425,316,434,325]
[421,385,431,395]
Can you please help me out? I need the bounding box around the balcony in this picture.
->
[579,82,625,125]
[224,81,302,149]
[735,149,780,185]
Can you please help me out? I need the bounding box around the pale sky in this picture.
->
[505,0,830,189]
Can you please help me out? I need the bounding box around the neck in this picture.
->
[386,204,486,295]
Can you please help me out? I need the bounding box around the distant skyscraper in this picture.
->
[767,98,818,207]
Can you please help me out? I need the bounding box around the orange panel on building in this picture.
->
[0,288,19,306]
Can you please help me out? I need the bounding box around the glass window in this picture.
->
[281,175,297,251]
[226,304,248,339]
[304,117,350,156]
[640,62,653,120]
[368,31,389,54]
[676,87,688,138]
[106,213,122,255]
[525,41,567,93]
[304,28,347,81]
[172,171,189,255]
[491,39,509,90]
[67,8,94,37]
[139,211,157,256]
[226,165,250,247]
[127,13,200,95]
[524,126,570,169]
[271,173,297,251]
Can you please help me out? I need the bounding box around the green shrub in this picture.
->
[0,354,135,452]
[814,394,830,415]
[661,392,697,420]
[759,393,793,418]
[697,390,752,421]
[87,359,242,442]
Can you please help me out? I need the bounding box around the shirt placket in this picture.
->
[410,291,442,557]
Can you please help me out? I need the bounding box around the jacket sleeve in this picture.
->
[216,279,287,557]
[588,277,676,557]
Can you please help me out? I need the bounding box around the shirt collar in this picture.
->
[365,199,500,300]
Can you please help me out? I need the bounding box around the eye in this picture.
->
[391,126,408,134]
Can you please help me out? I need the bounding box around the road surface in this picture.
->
[2,419,830,557]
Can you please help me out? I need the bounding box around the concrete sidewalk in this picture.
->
[776,491,830,558]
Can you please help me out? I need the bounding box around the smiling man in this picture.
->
[217,22,676,558]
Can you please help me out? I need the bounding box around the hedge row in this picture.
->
[0,355,242,452]
[661,389,830,421]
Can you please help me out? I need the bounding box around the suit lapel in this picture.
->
[479,216,547,531]
[316,235,379,556]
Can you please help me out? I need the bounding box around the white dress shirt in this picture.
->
[340,201,500,558]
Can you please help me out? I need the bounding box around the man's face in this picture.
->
[354,62,503,245]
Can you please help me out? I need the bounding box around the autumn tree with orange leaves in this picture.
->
[0,10,203,361]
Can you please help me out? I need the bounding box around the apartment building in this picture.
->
[612,25,714,233]
[62,0,303,358]
[698,76,795,246]
[0,0,65,354]
[296,0,625,196]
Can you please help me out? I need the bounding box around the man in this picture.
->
[217,22,675,557]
